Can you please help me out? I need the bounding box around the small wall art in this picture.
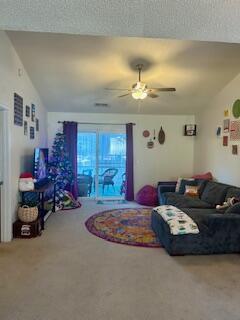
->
[31,104,35,122]
[147,139,154,149]
[223,119,230,133]
[24,121,28,136]
[158,127,165,144]
[224,109,229,117]
[232,145,238,155]
[30,126,35,139]
[142,130,150,138]
[184,124,196,136]
[216,126,222,137]
[14,93,23,126]
[223,136,228,146]
[230,120,240,141]
[25,105,30,117]
[232,99,240,119]
[36,118,39,132]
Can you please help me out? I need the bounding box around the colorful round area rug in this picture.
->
[85,208,161,248]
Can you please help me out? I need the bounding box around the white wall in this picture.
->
[48,112,195,195]
[195,73,240,187]
[0,31,48,234]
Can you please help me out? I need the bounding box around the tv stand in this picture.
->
[21,181,56,230]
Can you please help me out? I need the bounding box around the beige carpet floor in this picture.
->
[0,199,240,320]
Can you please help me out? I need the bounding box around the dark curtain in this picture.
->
[63,121,78,200]
[126,123,134,201]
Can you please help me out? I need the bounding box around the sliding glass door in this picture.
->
[77,128,126,199]
[77,132,96,198]
[97,132,126,198]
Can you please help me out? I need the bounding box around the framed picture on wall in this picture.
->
[216,126,222,137]
[230,120,240,141]
[232,145,238,155]
[31,104,35,122]
[30,126,35,139]
[25,105,30,117]
[184,124,196,136]
[223,119,230,133]
[223,136,228,146]
[14,93,23,126]
[36,118,39,132]
[24,121,28,136]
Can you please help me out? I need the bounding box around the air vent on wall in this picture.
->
[94,103,110,108]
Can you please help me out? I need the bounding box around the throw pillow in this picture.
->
[192,172,213,181]
[225,203,240,214]
[178,179,198,194]
[175,178,194,193]
[184,185,199,198]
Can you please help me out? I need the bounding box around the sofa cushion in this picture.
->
[183,208,220,217]
[225,203,240,214]
[195,179,208,197]
[225,187,240,200]
[201,181,229,206]
[164,192,214,208]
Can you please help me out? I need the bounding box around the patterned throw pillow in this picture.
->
[184,185,199,198]
[175,178,194,193]
[178,179,197,194]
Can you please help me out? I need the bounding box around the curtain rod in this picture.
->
[57,121,136,125]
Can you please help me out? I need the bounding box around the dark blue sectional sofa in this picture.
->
[151,180,240,255]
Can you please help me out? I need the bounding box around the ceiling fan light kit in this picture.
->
[132,81,148,100]
[105,63,176,101]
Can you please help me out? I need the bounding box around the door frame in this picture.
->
[0,105,12,242]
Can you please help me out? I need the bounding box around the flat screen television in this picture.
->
[33,148,49,182]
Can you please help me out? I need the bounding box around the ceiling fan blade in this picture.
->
[150,88,176,92]
[118,93,130,98]
[148,93,159,98]
[105,88,130,91]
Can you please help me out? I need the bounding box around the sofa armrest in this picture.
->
[157,184,177,205]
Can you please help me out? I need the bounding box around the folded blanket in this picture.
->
[153,205,199,235]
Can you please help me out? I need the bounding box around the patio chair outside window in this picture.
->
[94,168,118,193]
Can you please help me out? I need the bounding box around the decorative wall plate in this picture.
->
[232,99,240,118]
[147,139,154,149]
[143,130,150,138]
[158,127,165,144]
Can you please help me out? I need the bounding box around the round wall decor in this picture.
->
[143,130,150,138]
[232,99,240,118]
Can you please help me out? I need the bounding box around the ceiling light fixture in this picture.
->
[131,81,148,100]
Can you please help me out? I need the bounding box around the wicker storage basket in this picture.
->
[18,205,38,223]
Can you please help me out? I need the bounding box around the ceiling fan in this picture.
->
[105,64,176,100]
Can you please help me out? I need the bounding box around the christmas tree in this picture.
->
[48,132,73,203]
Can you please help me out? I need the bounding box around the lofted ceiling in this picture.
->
[1,1,240,44]
[7,31,240,114]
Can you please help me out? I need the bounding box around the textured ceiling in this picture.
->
[7,31,240,114]
[1,1,240,43]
